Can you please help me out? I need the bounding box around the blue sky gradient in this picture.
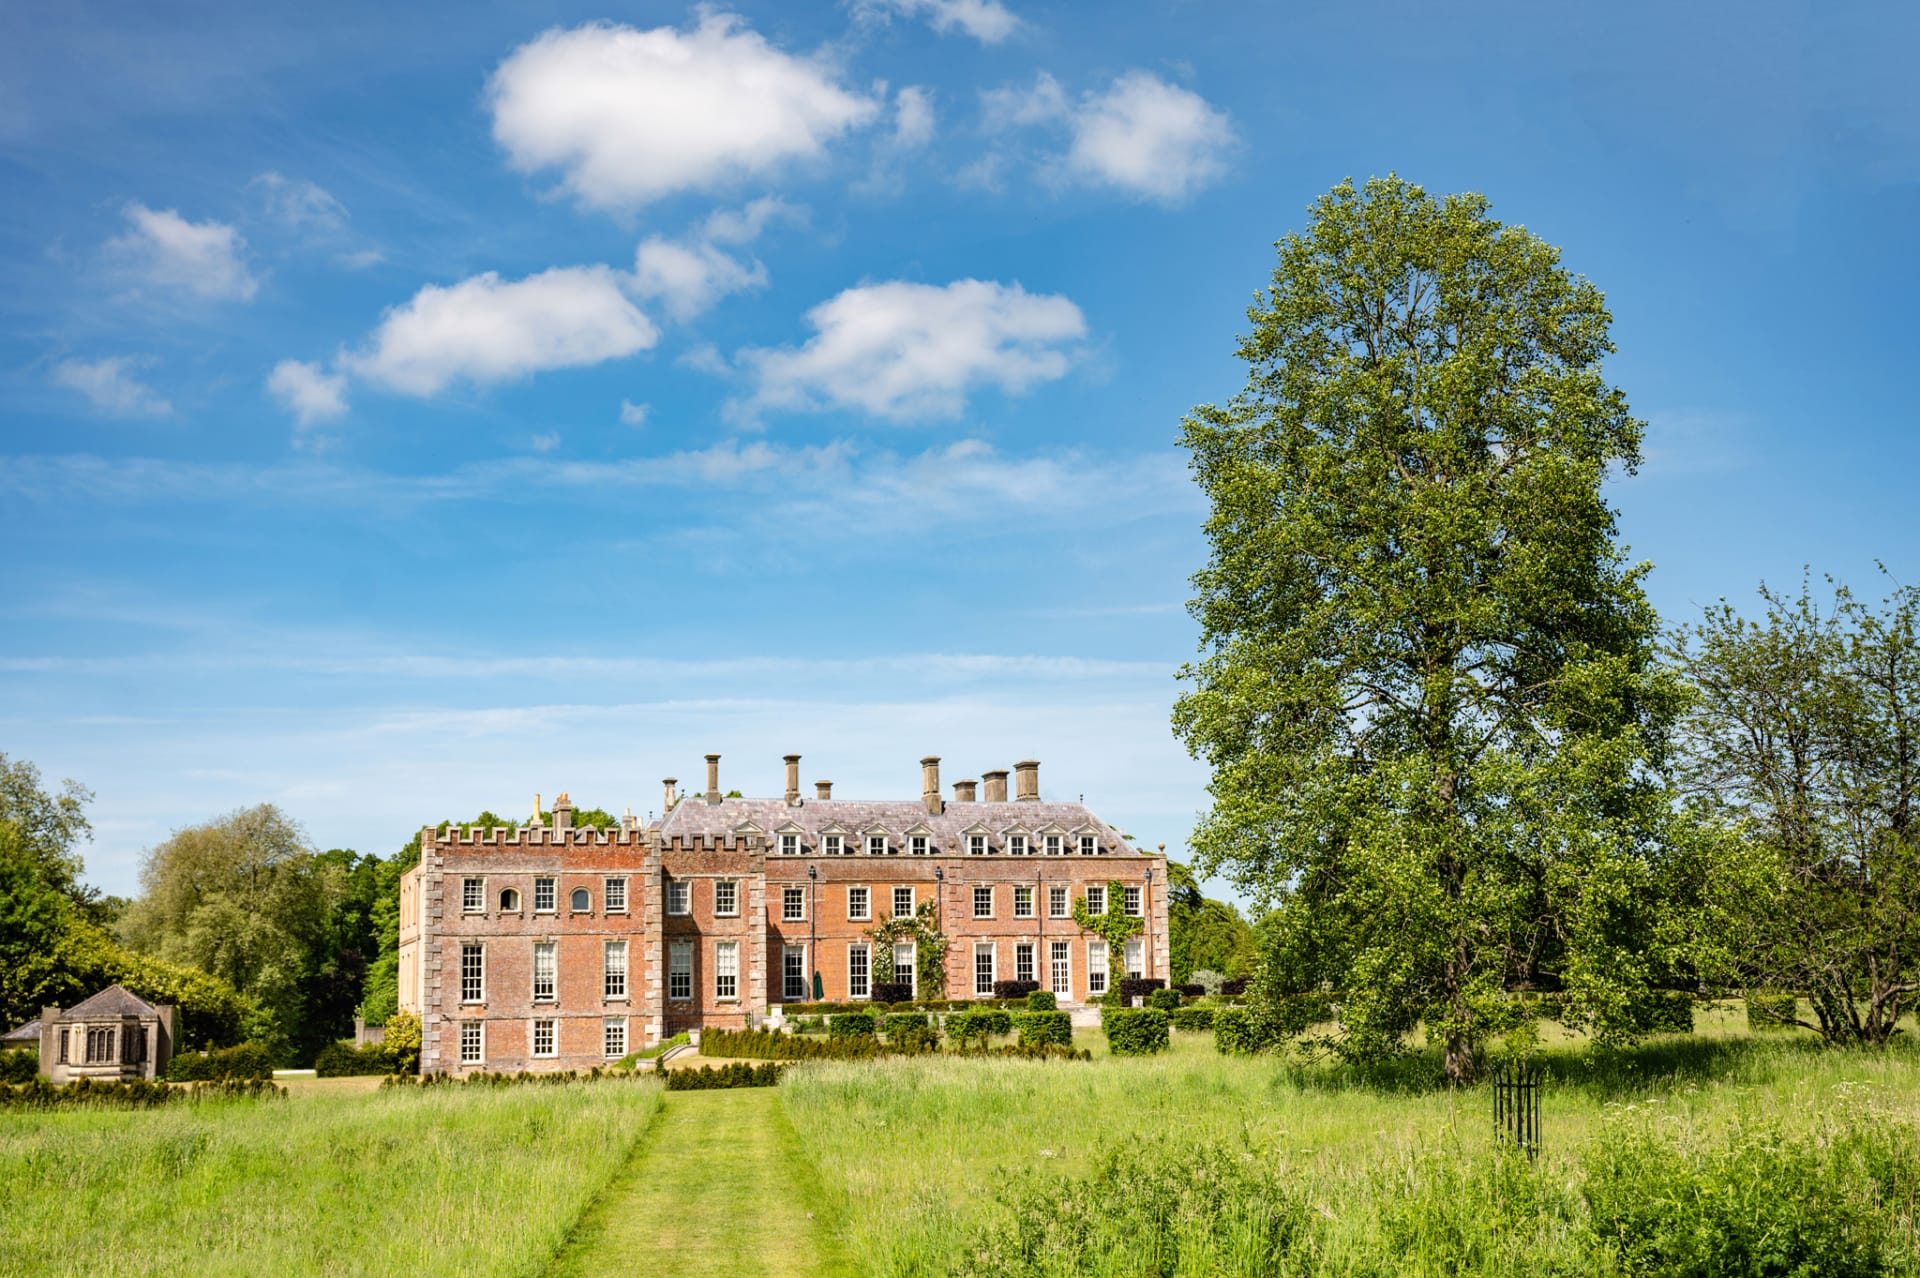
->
[3,0,1915,899]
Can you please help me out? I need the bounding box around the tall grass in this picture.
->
[0,1078,662,1277]
[781,1034,1920,1276]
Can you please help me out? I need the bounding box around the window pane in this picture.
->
[606,878,626,911]
[1017,943,1035,984]
[849,945,869,999]
[893,887,913,917]
[974,944,995,996]
[716,942,739,999]
[784,945,807,1001]
[533,942,555,1000]
[535,878,555,912]
[669,941,692,1001]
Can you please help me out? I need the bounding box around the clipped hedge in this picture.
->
[1118,978,1166,1002]
[314,1040,395,1077]
[665,1062,787,1090]
[165,1042,274,1082]
[1146,988,1183,1012]
[950,1042,1091,1062]
[1220,977,1249,997]
[890,1023,941,1054]
[1104,1008,1170,1056]
[1015,1011,1072,1048]
[1025,990,1057,1012]
[0,1077,281,1109]
[872,983,914,1005]
[703,1028,889,1061]
[1630,991,1696,1035]
[1748,991,1800,1032]
[883,1012,931,1034]
[1174,984,1206,997]
[0,1048,38,1084]
[994,980,1041,1000]
[1214,1007,1280,1056]
[1170,1007,1215,1032]
[829,1011,877,1039]
[947,1009,1014,1043]
[383,1067,639,1089]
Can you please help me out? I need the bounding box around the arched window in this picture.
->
[499,888,521,912]
[570,887,591,912]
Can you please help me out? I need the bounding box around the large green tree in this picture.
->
[1165,860,1255,984]
[1673,574,1920,1045]
[1174,176,1681,1082]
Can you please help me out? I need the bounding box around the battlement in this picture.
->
[422,824,766,853]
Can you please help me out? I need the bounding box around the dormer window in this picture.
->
[1008,834,1028,857]
[1044,834,1062,856]
[780,833,800,856]
[909,835,928,856]
[1079,835,1097,856]
[968,834,987,856]
[824,833,843,856]
[867,834,888,856]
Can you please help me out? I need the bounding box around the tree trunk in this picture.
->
[1444,1026,1477,1086]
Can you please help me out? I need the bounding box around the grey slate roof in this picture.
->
[658,796,1143,854]
[2,1019,38,1044]
[60,984,161,1019]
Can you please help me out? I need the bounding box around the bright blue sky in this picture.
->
[3,1,1915,901]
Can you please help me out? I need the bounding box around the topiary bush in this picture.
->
[890,1023,941,1054]
[703,1028,889,1061]
[1104,1008,1170,1056]
[1025,989,1057,1012]
[664,1062,787,1090]
[314,1040,395,1077]
[1170,1007,1215,1032]
[1015,1010,1072,1048]
[0,1048,38,1083]
[1118,977,1166,1003]
[883,1011,931,1036]
[994,979,1041,1000]
[165,1042,274,1082]
[828,1011,877,1039]
[1174,984,1206,998]
[947,1009,1014,1044]
[1146,988,1182,1012]
[1213,1007,1279,1055]
[872,983,913,1005]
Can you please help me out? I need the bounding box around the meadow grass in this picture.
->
[781,1030,1920,1276]
[0,1077,662,1278]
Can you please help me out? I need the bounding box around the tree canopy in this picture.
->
[1174,176,1683,1081]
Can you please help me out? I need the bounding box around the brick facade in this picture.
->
[402,756,1168,1074]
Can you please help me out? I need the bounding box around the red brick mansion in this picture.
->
[398,754,1169,1074]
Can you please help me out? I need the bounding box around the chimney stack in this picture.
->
[920,756,942,814]
[662,778,678,812]
[705,753,721,804]
[982,769,1009,803]
[816,779,833,800]
[1014,759,1041,802]
[531,793,543,826]
[953,779,978,803]
[784,754,802,805]
[552,792,574,830]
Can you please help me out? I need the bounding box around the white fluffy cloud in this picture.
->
[857,0,1019,43]
[619,399,651,426]
[984,71,1234,203]
[267,360,349,428]
[631,236,765,321]
[344,266,658,396]
[106,203,257,301]
[488,14,879,212]
[738,278,1084,422]
[50,356,172,418]
[893,86,936,149]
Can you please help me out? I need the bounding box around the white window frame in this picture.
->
[892,885,914,918]
[783,944,808,1001]
[532,941,556,1003]
[1088,940,1108,995]
[462,878,484,913]
[667,879,690,916]
[1048,885,1068,918]
[1013,886,1034,919]
[715,879,739,917]
[968,834,987,856]
[824,833,843,856]
[848,944,870,1000]
[603,1017,627,1059]
[867,833,888,857]
[1079,834,1097,856]
[604,877,627,913]
[669,940,693,1002]
[1008,834,1028,857]
[780,833,800,856]
[531,1018,556,1059]
[972,885,993,919]
[974,942,996,997]
[783,886,806,922]
[848,885,871,921]
[1125,885,1143,917]
[460,943,485,1004]
[1087,885,1107,916]
[1051,940,1072,995]
[892,941,916,997]
[1125,937,1145,980]
[459,1020,484,1065]
[534,877,556,914]
[910,835,929,856]
[604,940,628,1000]
[1044,834,1062,856]
[1016,942,1035,985]
[715,941,739,1000]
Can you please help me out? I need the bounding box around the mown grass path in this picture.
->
[544,1087,852,1278]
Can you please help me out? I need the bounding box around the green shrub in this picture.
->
[1025,990,1057,1012]
[1014,1011,1072,1048]
[828,1011,877,1039]
[1170,1007,1215,1032]
[1747,991,1799,1031]
[166,1042,274,1081]
[1146,988,1182,1012]
[1213,1007,1280,1055]
[1104,1008,1170,1056]
[702,1028,888,1061]
[314,1040,395,1077]
[883,1012,931,1036]
[663,1062,787,1090]
[1626,990,1695,1035]
[0,1077,180,1110]
[949,1042,1091,1061]
[383,1010,422,1074]
[890,1023,941,1054]
[947,1009,1013,1044]
[0,1048,37,1083]
[1275,992,1335,1033]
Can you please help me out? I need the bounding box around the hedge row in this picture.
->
[950,1042,1091,1061]
[664,1062,788,1090]
[872,982,914,1005]
[382,1067,641,1089]
[314,1040,398,1077]
[0,1049,37,1084]
[0,1077,285,1109]
[1016,1011,1072,1048]
[948,1009,1014,1043]
[1169,1007,1215,1032]
[165,1042,274,1082]
[704,1028,891,1060]
[1104,1008,1170,1056]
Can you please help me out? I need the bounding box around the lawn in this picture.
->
[0,1077,663,1277]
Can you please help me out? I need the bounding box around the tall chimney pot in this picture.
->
[662,778,678,812]
[816,780,833,800]
[1014,759,1041,802]
[552,792,574,831]
[953,779,978,803]
[982,769,1009,803]
[705,754,721,804]
[784,754,802,806]
[920,755,942,815]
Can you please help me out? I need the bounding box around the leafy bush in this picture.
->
[883,1011,931,1034]
[890,1023,941,1054]
[1747,991,1799,1031]
[664,1062,787,1090]
[1014,1011,1072,1047]
[947,1009,1013,1044]
[1188,968,1225,996]
[1117,977,1166,1002]
[1275,992,1335,1034]
[872,983,913,1005]
[703,1028,887,1061]
[1214,1007,1281,1056]
[0,1048,37,1083]
[383,1010,422,1073]
[828,1011,877,1039]
[994,979,1040,1000]
[1170,1007,1215,1032]
[1146,987,1183,1011]
[0,1077,179,1109]
[1626,990,1695,1035]
[1025,989,1057,1012]
[315,1040,395,1077]
[1104,1008,1170,1056]
[949,1042,1091,1061]
[383,1067,644,1089]
[166,1042,274,1081]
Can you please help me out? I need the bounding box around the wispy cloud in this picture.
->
[105,202,257,301]
[853,0,1020,44]
[49,356,172,418]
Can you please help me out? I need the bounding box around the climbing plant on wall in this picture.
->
[1072,880,1145,952]
[863,900,949,995]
